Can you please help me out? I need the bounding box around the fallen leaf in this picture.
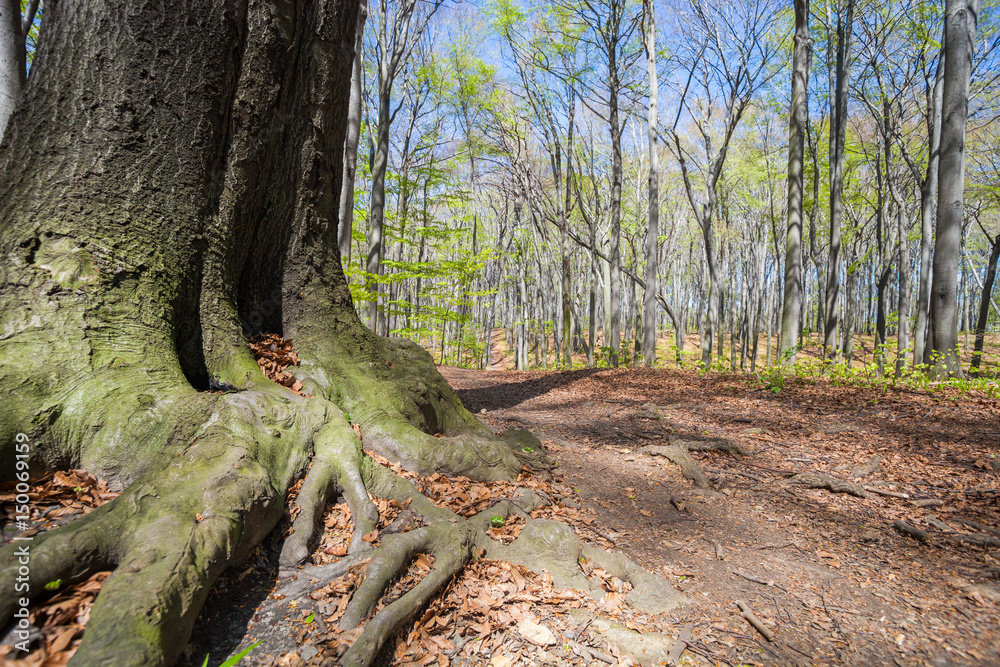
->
[816,550,841,567]
[516,619,556,646]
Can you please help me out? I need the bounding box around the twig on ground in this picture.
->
[568,640,614,664]
[733,569,787,592]
[684,640,734,666]
[864,487,909,499]
[736,599,775,642]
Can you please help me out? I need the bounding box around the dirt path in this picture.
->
[441,365,1000,666]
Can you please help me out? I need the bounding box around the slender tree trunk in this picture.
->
[889,173,913,377]
[823,0,855,360]
[337,0,367,263]
[642,0,659,367]
[367,90,390,330]
[780,0,810,363]
[843,262,856,363]
[930,0,980,377]
[971,236,1000,374]
[589,215,598,367]
[808,128,824,334]
[914,56,944,367]
[0,0,23,140]
[562,89,576,368]
[608,65,623,367]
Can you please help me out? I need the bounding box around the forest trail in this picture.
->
[440,365,1000,666]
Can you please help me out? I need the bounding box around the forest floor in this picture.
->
[3,365,1000,666]
[437,365,1000,667]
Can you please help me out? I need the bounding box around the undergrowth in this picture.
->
[748,355,1000,399]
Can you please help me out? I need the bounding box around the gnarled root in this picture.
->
[2,324,681,667]
[280,416,378,568]
[1,389,316,665]
[640,444,711,488]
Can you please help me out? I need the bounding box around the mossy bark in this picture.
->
[0,2,676,665]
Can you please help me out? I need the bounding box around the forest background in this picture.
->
[316,0,1000,386]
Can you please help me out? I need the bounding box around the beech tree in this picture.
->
[780,0,811,362]
[822,0,856,360]
[929,0,981,377]
[0,1,680,665]
[641,0,659,367]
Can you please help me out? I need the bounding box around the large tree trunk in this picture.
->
[929,0,980,378]
[780,0,810,363]
[0,3,681,666]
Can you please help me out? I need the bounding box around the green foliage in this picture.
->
[490,515,505,528]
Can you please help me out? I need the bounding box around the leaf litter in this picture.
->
[1,472,119,666]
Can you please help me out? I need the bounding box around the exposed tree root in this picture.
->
[640,445,711,488]
[1,316,677,667]
[678,437,747,457]
[239,452,683,667]
[280,417,378,568]
[784,472,871,498]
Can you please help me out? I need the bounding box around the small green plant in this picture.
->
[490,515,505,528]
[521,446,533,453]
[201,640,263,667]
[45,580,61,591]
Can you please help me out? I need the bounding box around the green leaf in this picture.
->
[217,640,264,667]
[303,613,315,624]
[44,579,62,591]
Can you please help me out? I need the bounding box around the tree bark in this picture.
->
[608,54,623,367]
[780,0,810,363]
[823,0,855,360]
[642,0,659,367]
[929,0,979,378]
[338,0,368,264]
[914,50,945,367]
[971,235,1000,374]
